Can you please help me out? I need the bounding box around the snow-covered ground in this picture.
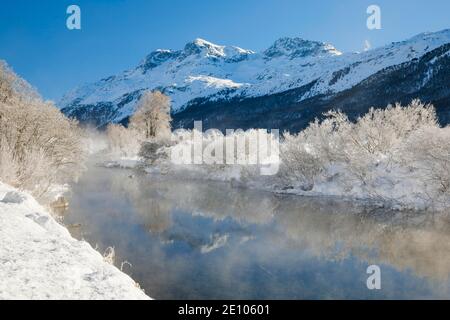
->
[0,182,150,300]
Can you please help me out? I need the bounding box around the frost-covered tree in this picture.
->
[130,91,171,141]
[0,61,85,197]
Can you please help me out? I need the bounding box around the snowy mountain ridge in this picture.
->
[59,29,450,127]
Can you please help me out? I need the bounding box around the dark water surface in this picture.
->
[64,165,450,299]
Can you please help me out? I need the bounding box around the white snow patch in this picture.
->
[0,182,150,300]
[186,75,246,89]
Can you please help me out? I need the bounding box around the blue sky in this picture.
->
[0,0,449,101]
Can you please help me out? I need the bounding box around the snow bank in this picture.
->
[0,182,150,300]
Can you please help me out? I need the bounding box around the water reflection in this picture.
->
[64,165,450,299]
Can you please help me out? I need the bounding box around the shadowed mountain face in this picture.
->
[60,30,450,131]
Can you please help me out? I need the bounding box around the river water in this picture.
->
[63,164,450,299]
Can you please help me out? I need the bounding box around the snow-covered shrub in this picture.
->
[138,140,171,164]
[335,101,437,190]
[0,62,85,196]
[279,132,324,190]
[277,100,448,208]
[166,128,279,181]
[401,126,450,205]
[352,100,437,156]
[106,123,142,158]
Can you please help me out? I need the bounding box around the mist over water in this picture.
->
[63,163,450,299]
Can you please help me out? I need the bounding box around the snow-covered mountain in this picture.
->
[60,30,450,129]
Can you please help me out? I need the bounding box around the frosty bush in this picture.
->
[106,123,142,158]
[327,101,437,189]
[167,127,279,181]
[278,100,449,208]
[279,132,324,191]
[138,141,171,164]
[402,126,450,203]
[0,62,85,196]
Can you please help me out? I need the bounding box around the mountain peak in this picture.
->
[192,38,218,47]
[138,38,255,72]
[183,38,224,57]
[182,38,254,61]
[264,37,341,59]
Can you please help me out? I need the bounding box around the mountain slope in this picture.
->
[173,42,450,132]
[59,30,450,130]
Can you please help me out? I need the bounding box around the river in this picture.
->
[62,163,450,299]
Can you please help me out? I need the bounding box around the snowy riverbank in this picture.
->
[0,182,150,300]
